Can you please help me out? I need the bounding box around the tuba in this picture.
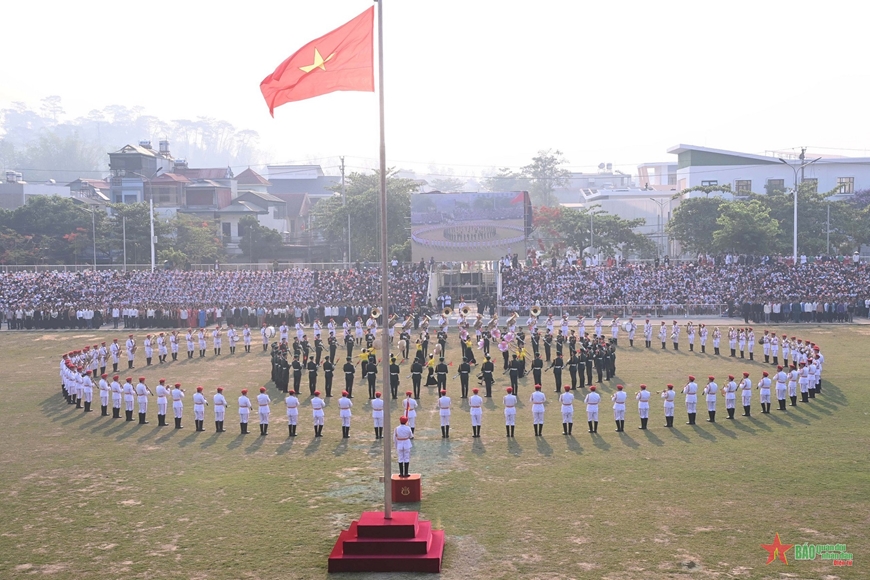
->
[506,312,518,326]
[530,305,541,317]
[371,308,381,320]
[461,305,471,316]
[442,307,453,317]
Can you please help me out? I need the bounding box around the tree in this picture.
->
[313,169,417,262]
[712,200,780,255]
[521,149,570,208]
[106,202,171,266]
[667,197,725,255]
[533,205,654,259]
[168,213,224,265]
[482,167,528,193]
[238,215,282,262]
[427,177,464,192]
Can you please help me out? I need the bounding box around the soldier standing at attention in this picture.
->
[703,376,718,422]
[110,375,122,419]
[403,391,418,438]
[343,357,355,398]
[757,371,772,414]
[155,378,169,426]
[682,375,698,425]
[774,365,788,411]
[660,384,675,427]
[322,356,334,398]
[549,353,563,394]
[468,387,483,438]
[559,385,574,435]
[636,384,650,430]
[740,372,753,416]
[584,385,600,433]
[135,376,152,424]
[366,354,379,399]
[503,386,517,438]
[213,386,228,432]
[292,355,303,395]
[98,373,110,416]
[435,357,449,393]
[311,390,326,437]
[458,357,471,398]
[338,390,353,438]
[394,416,413,478]
[437,389,452,438]
[481,355,494,397]
[410,357,423,399]
[171,382,185,429]
[238,388,252,434]
[285,390,299,437]
[530,384,546,436]
[389,356,401,399]
[722,375,737,420]
[307,356,318,396]
[371,391,385,439]
[611,384,627,432]
[194,386,210,432]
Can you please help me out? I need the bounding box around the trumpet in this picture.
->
[371,308,381,319]
[442,307,452,317]
[530,305,541,317]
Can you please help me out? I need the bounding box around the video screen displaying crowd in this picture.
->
[499,256,870,319]
[0,265,430,330]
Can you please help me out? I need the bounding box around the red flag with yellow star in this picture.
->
[260,7,374,115]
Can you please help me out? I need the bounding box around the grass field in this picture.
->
[1,323,867,580]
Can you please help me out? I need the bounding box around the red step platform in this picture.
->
[328,511,445,573]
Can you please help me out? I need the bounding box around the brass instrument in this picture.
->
[461,305,471,316]
[371,308,381,319]
[530,305,541,317]
[442,307,452,317]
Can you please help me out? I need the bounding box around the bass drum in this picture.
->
[266,326,276,339]
[621,321,632,332]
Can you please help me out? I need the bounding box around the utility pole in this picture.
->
[800,147,806,183]
[341,156,350,265]
[122,216,127,272]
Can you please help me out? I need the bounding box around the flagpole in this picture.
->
[376,0,392,520]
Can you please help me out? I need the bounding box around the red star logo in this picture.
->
[761,533,794,565]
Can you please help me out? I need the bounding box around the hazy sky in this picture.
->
[2,0,869,179]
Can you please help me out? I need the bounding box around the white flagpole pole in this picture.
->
[376,0,392,520]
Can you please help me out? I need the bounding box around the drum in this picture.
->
[621,321,632,332]
[266,326,276,339]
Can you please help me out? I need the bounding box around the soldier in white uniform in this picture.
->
[739,372,752,416]
[171,383,185,429]
[402,391,418,437]
[787,364,799,407]
[212,326,223,356]
[686,322,695,352]
[371,391,385,439]
[193,386,209,432]
[338,390,353,438]
[503,386,517,438]
[157,333,168,363]
[311,390,325,437]
[530,384,546,436]
[712,327,721,355]
[143,334,154,366]
[626,318,637,347]
[636,384,650,429]
[699,324,708,353]
[110,375,122,418]
[212,387,227,433]
[703,376,718,422]
[126,334,136,369]
[468,388,483,437]
[169,331,179,361]
[610,316,619,344]
[261,323,270,352]
[611,384,627,432]
[185,330,195,359]
[279,322,289,343]
[757,371,772,414]
[770,335,780,367]
[394,416,413,478]
[722,374,737,420]
[658,322,668,349]
[774,365,788,411]
[98,373,110,416]
[197,329,207,358]
[437,390,452,438]
[747,328,755,360]
[660,384,675,427]
[643,318,653,348]
[238,388,252,434]
[81,370,94,413]
[227,325,238,355]
[242,325,252,353]
[256,386,270,435]
[798,361,810,403]
[285,389,299,437]
[110,339,121,372]
[559,385,574,435]
[135,376,153,424]
[155,378,169,426]
[123,377,136,421]
[584,385,600,433]
[762,330,771,363]
[682,375,698,425]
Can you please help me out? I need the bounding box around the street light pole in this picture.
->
[779,156,821,264]
[122,216,127,272]
[650,197,667,256]
[91,207,97,271]
[129,170,162,272]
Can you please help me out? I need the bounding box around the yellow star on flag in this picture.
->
[299,48,335,73]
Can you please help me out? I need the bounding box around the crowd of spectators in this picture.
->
[0,265,430,330]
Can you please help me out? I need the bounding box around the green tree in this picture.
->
[482,167,528,193]
[15,132,104,183]
[238,215,282,262]
[667,197,725,255]
[106,202,171,266]
[314,169,417,262]
[169,214,224,265]
[533,205,654,259]
[521,149,569,207]
[712,200,780,255]
[428,177,464,192]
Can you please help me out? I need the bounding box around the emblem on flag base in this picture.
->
[327,510,445,573]
[391,473,422,502]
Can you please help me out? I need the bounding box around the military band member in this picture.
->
[774,365,788,411]
[787,364,799,407]
[682,375,698,425]
[98,373,110,416]
[636,384,651,429]
[739,371,752,416]
[242,324,252,353]
[226,325,237,355]
[658,322,667,349]
[699,324,708,353]
[261,323,269,352]
[238,388,252,434]
[738,328,746,359]
[213,386,228,432]
[543,333,552,362]
[548,353,563,394]
[686,322,695,352]
[194,386,211,432]
[366,353,378,399]
[371,391,385,439]
[611,384,627,432]
[126,334,136,369]
[503,386,517,438]
[437,389,451,438]
[770,335,780,366]
[311,390,325,437]
[403,391,418,437]
[155,378,169,426]
[703,376,718,422]
[565,352,577,390]
[387,356,400,399]
[123,377,136,421]
[712,327,721,355]
[81,370,94,413]
[291,355,303,395]
[157,333,168,363]
[110,375,122,418]
[584,385,600,433]
[559,385,574,434]
[144,334,153,365]
[338,390,353,438]
[747,328,755,360]
[757,371,772,414]
[435,357,448,393]
[110,339,121,372]
[799,361,810,402]
[660,384,675,427]
[171,382,185,429]
[135,376,152,424]
[728,327,737,357]
[457,357,471,398]
[285,389,299,437]
[643,318,653,348]
[394,416,413,478]
[169,332,179,361]
[197,328,207,358]
[529,384,546,435]
[468,388,483,437]
[185,330,195,359]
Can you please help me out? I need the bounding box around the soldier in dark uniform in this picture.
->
[594,346,605,383]
[389,356,400,399]
[607,341,617,379]
[292,337,301,360]
[435,357,449,392]
[322,356,334,397]
[364,330,375,351]
[343,357,355,398]
[291,354,303,394]
[270,345,280,384]
[301,335,311,362]
[543,333,552,362]
[481,331,491,357]
[481,354,495,397]
[410,357,423,399]
[568,331,577,356]
[568,351,579,390]
[366,352,378,399]
[577,349,587,389]
[508,354,520,394]
[437,329,447,354]
[549,353,563,393]
[421,331,429,360]
[555,334,564,359]
[306,356,318,395]
[530,331,541,358]
[531,352,544,385]
[345,333,354,359]
[458,357,471,398]
[328,334,337,363]
[314,337,324,365]
[585,347,594,385]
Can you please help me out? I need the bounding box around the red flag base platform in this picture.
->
[391,473,422,502]
[327,511,445,573]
